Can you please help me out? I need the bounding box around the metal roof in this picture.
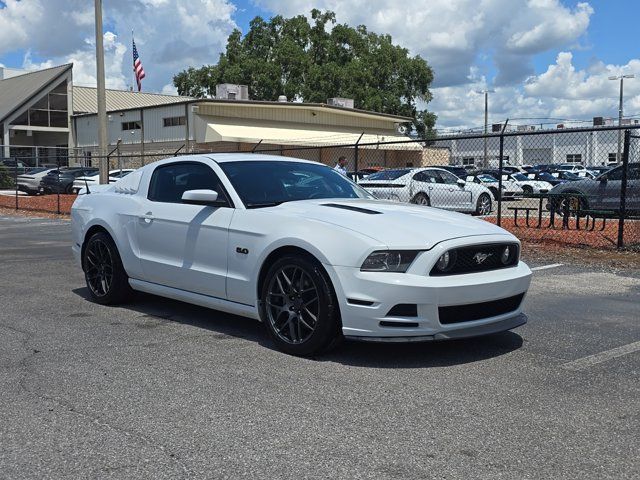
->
[0,63,72,123]
[72,86,194,114]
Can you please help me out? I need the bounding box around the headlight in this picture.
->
[435,250,457,273]
[500,245,518,265]
[360,250,420,272]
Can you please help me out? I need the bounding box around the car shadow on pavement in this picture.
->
[73,287,523,368]
[326,332,523,369]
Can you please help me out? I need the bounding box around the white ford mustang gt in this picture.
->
[71,154,532,355]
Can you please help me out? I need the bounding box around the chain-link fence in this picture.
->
[1,126,639,249]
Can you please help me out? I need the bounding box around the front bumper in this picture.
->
[326,236,532,340]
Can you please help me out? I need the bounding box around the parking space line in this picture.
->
[531,263,563,271]
[562,340,640,371]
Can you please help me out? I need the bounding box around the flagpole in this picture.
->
[131,29,135,92]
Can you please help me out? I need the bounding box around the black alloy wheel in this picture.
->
[260,255,340,356]
[83,232,132,305]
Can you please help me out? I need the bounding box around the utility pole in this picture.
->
[94,0,108,184]
[476,89,495,168]
[609,74,634,163]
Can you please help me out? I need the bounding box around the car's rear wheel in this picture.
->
[475,193,492,215]
[411,192,430,206]
[522,185,533,194]
[260,255,340,356]
[83,231,132,305]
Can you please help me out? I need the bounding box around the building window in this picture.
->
[10,80,68,128]
[566,154,582,163]
[122,121,142,131]
[608,153,618,163]
[163,116,186,127]
[462,157,475,166]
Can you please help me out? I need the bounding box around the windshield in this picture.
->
[511,173,529,181]
[477,174,496,183]
[219,161,373,208]
[365,169,411,180]
[561,171,581,180]
[24,167,49,174]
[536,172,556,181]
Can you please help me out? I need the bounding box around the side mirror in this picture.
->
[181,189,221,206]
[457,178,466,187]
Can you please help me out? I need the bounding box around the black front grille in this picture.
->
[430,243,519,276]
[438,293,524,324]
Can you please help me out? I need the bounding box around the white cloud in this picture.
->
[430,53,640,130]
[0,0,237,92]
[253,0,593,87]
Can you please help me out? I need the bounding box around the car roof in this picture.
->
[205,153,318,164]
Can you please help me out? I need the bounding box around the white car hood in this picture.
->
[268,199,512,249]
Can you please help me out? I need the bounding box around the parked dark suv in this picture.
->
[548,163,640,213]
[39,167,98,194]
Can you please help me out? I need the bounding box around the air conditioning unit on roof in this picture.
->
[327,97,354,109]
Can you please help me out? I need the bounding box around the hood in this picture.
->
[266,198,512,249]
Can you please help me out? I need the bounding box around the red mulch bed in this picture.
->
[0,193,77,214]
[484,216,640,249]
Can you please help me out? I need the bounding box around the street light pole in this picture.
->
[609,74,634,163]
[94,0,108,184]
[476,89,495,168]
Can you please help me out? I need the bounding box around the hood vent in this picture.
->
[322,203,382,215]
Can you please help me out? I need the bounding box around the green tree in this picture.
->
[0,166,13,189]
[173,9,436,135]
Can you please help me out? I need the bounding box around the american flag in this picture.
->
[132,39,146,91]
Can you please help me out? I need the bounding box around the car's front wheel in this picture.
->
[82,231,132,305]
[260,255,341,356]
[475,193,492,215]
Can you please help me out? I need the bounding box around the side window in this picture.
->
[148,162,230,205]
[413,171,425,182]
[421,171,439,183]
[438,170,458,184]
[606,166,623,181]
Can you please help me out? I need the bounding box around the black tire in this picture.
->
[522,185,533,194]
[82,231,133,305]
[475,193,492,216]
[410,192,430,206]
[65,183,74,194]
[259,254,341,356]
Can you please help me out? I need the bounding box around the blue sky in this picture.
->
[1,0,638,128]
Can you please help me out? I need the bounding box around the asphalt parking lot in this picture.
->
[1,216,639,479]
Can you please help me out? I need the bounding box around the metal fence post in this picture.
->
[14,163,18,211]
[617,129,631,248]
[56,156,61,215]
[497,120,509,226]
[354,132,364,181]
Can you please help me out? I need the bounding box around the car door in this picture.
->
[136,161,234,299]
[411,170,441,206]
[434,170,471,210]
[626,164,640,211]
[596,165,624,210]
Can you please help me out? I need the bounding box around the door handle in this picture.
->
[139,212,154,223]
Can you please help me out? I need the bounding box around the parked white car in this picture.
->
[465,174,523,200]
[16,167,57,195]
[71,154,531,355]
[358,167,494,215]
[72,169,134,193]
[556,163,589,174]
[503,172,553,194]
